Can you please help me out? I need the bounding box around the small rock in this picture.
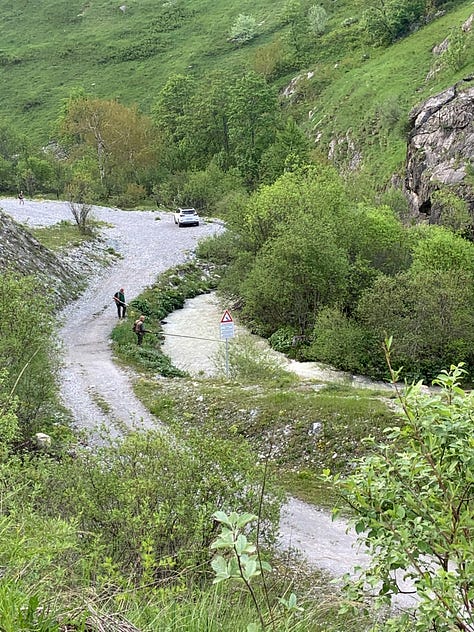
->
[35,432,52,448]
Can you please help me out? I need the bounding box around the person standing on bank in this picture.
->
[133,315,150,346]
[113,288,126,318]
[18,191,24,205]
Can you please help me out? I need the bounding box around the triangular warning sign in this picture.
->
[220,309,233,323]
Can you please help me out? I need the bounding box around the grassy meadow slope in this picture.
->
[0,0,287,141]
[303,2,474,183]
[0,0,472,183]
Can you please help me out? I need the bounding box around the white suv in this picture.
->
[173,207,200,227]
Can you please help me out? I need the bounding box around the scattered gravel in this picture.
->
[0,196,222,438]
[1,197,417,613]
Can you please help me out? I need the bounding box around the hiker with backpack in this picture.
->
[133,315,150,346]
[113,288,127,318]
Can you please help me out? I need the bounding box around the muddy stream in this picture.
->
[1,198,415,613]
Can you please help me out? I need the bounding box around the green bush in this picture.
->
[196,231,239,266]
[0,271,60,441]
[308,5,328,35]
[112,183,147,209]
[34,429,280,587]
[178,163,246,215]
[333,362,474,629]
[360,0,427,46]
[269,325,300,354]
[308,307,378,375]
[123,343,185,376]
[356,268,474,380]
[228,14,258,45]
[0,457,79,630]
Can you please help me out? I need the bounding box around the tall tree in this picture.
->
[60,96,158,197]
[242,214,349,332]
[152,74,195,144]
[228,72,280,188]
[259,117,311,184]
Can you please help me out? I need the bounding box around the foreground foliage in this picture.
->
[0,271,63,443]
[330,349,474,631]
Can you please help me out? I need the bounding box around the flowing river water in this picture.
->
[1,198,416,613]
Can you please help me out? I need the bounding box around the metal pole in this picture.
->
[225,338,229,378]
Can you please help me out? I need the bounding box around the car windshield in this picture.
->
[182,210,195,214]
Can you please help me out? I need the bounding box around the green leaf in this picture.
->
[235,533,248,555]
[212,510,231,526]
[236,512,258,528]
[211,555,229,577]
[242,558,258,580]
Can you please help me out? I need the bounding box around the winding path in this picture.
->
[2,198,416,611]
[1,197,221,437]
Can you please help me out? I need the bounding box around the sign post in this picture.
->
[220,310,234,378]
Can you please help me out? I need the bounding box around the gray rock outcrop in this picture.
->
[404,80,474,220]
[0,209,84,306]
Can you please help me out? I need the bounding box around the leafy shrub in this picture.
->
[112,183,147,210]
[101,37,169,63]
[253,38,288,79]
[332,362,474,630]
[438,26,473,71]
[376,187,412,222]
[228,14,258,45]
[178,163,245,214]
[121,343,185,376]
[0,458,79,628]
[431,188,470,233]
[356,268,474,380]
[0,272,60,440]
[35,429,280,586]
[308,307,378,375]
[150,2,195,33]
[196,231,238,266]
[360,0,427,46]
[307,5,328,35]
[269,325,299,354]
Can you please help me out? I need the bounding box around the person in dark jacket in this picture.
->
[133,315,149,346]
[113,288,126,318]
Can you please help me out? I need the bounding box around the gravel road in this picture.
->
[0,197,221,437]
[1,197,416,613]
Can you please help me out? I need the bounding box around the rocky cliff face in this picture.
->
[0,209,84,306]
[404,79,474,221]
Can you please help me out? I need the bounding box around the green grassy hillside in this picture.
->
[0,0,472,182]
[303,2,474,182]
[0,0,287,141]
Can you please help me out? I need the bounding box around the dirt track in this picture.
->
[1,198,416,611]
[0,197,221,437]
